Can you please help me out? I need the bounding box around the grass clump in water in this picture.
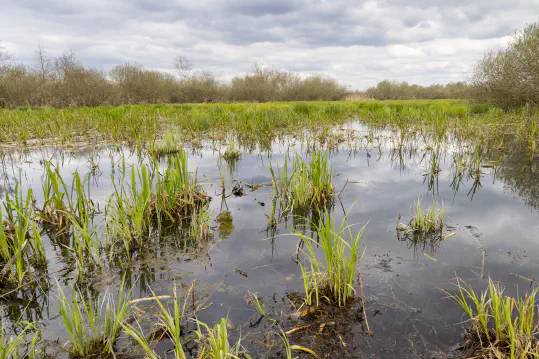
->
[0,321,41,359]
[221,138,241,163]
[38,162,97,233]
[295,209,366,307]
[271,151,334,212]
[57,279,133,358]
[410,195,444,233]
[148,132,183,158]
[397,195,445,239]
[195,317,250,359]
[106,152,209,257]
[446,278,539,358]
[0,183,46,286]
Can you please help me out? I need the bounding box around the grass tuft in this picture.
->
[446,278,539,358]
[295,208,366,307]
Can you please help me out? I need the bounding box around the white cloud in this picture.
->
[0,0,537,89]
[387,45,426,58]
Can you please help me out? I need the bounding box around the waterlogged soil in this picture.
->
[1,133,538,359]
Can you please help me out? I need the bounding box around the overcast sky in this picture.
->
[0,0,537,89]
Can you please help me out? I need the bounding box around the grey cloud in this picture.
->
[0,0,537,88]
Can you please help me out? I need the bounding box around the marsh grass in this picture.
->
[276,328,319,359]
[0,321,40,359]
[409,195,444,234]
[248,292,265,317]
[270,151,334,213]
[148,132,182,158]
[57,279,133,358]
[221,137,241,168]
[188,205,213,241]
[122,283,194,359]
[106,153,208,258]
[0,183,46,285]
[295,209,366,307]
[446,278,539,358]
[38,162,97,233]
[195,318,249,359]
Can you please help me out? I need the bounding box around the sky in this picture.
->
[0,0,537,89]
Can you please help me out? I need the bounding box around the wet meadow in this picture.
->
[0,100,538,358]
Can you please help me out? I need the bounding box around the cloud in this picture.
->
[0,0,536,89]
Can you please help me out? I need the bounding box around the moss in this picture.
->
[216,210,234,239]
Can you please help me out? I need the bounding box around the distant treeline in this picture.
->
[1,19,538,108]
[363,81,473,100]
[0,49,348,108]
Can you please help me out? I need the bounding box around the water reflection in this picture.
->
[0,128,537,358]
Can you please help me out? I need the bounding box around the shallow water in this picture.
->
[0,130,538,358]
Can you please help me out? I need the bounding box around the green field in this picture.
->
[0,100,506,146]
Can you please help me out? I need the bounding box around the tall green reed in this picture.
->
[57,279,133,357]
[446,278,539,359]
[295,209,366,307]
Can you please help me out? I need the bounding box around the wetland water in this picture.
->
[0,127,538,359]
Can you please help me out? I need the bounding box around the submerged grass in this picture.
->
[295,209,366,307]
[106,152,208,258]
[270,151,334,212]
[195,317,249,359]
[0,182,46,286]
[0,321,40,359]
[56,279,133,357]
[38,162,97,233]
[446,278,539,358]
[410,195,444,233]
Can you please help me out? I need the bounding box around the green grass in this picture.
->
[121,282,194,359]
[221,137,242,167]
[248,292,265,317]
[270,151,334,211]
[106,153,208,258]
[295,209,366,307]
[0,182,46,285]
[195,318,248,359]
[446,278,539,358]
[57,279,133,358]
[0,100,515,149]
[38,162,96,233]
[0,321,40,359]
[148,132,183,158]
[409,195,445,234]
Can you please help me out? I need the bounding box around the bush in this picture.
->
[472,20,539,109]
[364,80,473,100]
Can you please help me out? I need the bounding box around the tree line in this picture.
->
[1,19,538,108]
[0,46,348,108]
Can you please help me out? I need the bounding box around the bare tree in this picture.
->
[174,55,192,78]
[35,43,51,81]
[54,50,81,79]
[0,40,13,74]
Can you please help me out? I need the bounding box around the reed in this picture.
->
[195,318,247,359]
[122,283,194,359]
[0,321,40,359]
[409,195,444,234]
[295,209,366,307]
[271,151,334,211]
[0,183,46,285]
[56,279,133,357]
[446,278,539,358]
